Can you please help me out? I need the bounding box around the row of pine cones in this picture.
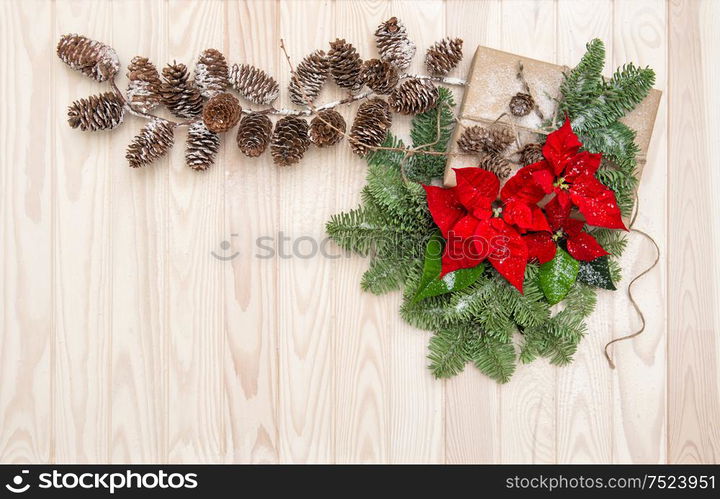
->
[57,17,464,170]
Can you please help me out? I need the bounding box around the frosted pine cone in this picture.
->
[237,113,273,157]
[202,92,241,133]
[478,155,512,179]
[457,125,514,154]
[126,56,163,113]
[194,48,229,98]
[328,39,363,92]
[186,121,220,171]
[349,98,392,156]
[271,116,310,166]
[509,92,535,117]
[425,37,463,75]
[519,143,544,165]
[388,78,439,115]
[126,118,174,168]
[375,17,416,70]
[160,62,204,118]
[229,63,280,105]
[289,50,330,106]
[310,110,346,148]
[67,92,125,131]
[359,59,399,95]
[56,33,119,82]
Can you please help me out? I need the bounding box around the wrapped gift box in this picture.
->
[443,46,662,188]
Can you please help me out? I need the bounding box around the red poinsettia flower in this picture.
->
[528,118,627,230]
[423,168,545,293]
[524,195,609,264]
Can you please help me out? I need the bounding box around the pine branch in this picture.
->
[468,334,516,383]
[427,325,473,378]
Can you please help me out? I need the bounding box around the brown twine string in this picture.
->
[603,194,661,369]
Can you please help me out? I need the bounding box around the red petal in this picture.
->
[423,185,467,237]
[542,118,582,176]
[567,232,609,261]
[563,217,585,238]
[503,201,550,233]
[501,163,548,204]
[476,218,528,293]
[524,232,557,264]
[544,195,569,232]
[569,175,627,229]
[532,167,555,194]
[453,168,499,219]
[564,151,602,182]
[440,216,485,276]
[556,189,572,210]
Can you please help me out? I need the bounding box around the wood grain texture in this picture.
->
[611,0,667,464]
[333,0,393,464]
[668,0,720,464]
[276,0,336,463]
[444,0,503,464]
[166,0,225,463]
[110,0,169,464]
[53,0,113,463]
[555,0,614,464]
[0,0,53,463]
[223,0,280,464]
[1,0,717,464]
[500,0,559,465]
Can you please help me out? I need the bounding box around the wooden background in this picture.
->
[0,0,718,464]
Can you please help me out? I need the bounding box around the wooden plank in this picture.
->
[611,0,667,464]
[0,0,53,463]
[166,0,226,463]
[668,0,720,464]
[444,0,503,464]
[276,0,337,463]
[385,0,445,464]
[499,0,560,464]
[223,0,280,464]
[555,0,614,464]
[109,0,169,464]
[53,0,114,462]
[333,0,393,464]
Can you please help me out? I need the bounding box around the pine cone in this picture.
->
[237,113,273,157]
[519,142,544,165]
[310,110,346,147]
[186,121,220,171]
[271,116,310,166]
[478,155,512,179]
[359,58,399,95]
[126,56,163,113]
[67,92,125,131]
[328,39,363,92]
[56,33,119,82]
[388,78,439,115]
[160,62,204,118]
[349,98,392,156]
[509,92,535,117]
[457,125,514,154]
[194,48,229,98]
[289,50,329,106]
[229,63,280,105]
[202,92,241,133]
[375,17,416,70]
[425,37,463,75]
[126,118,174,168]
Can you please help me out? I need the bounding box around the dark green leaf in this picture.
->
[413,232,484,302]
[577,256,616,290]
[538,248,580,305]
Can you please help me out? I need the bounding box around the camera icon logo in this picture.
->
[5,470,30,494]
